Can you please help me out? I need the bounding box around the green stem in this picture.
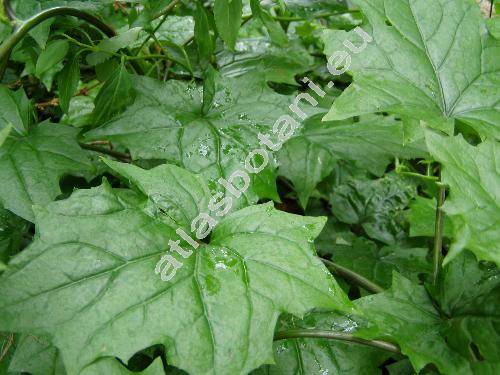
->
[151,0,182,20]
[321,258,384,294]
[0,7,115,79]
[241,10,360,22]
[397,171,439,182]
[3,0,16,23]
[79,142,131,162]
[274,330,401,354]
[432,182,446,285]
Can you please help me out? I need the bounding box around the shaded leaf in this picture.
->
[0,207,29,265]
[429,251,500,364]
[326,237,431,288]
[278,114,426,208]
[355,274,472,374]
[329,174,417,245]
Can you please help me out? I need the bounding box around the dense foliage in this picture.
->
[0,0,499,374]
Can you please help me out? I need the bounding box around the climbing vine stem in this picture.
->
[274,330,401,354]
[0,6,115,79]
[432,181,447,285]
[321,258,384,294]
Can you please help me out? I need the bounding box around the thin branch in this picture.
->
[274,329,401,354]
[152,0,182,20]
[3,0,16,22]
[79,142,131,162]
[0,333,14,363]
[432,182,446,285]
[396,170,439,182]
[321,258,384,294]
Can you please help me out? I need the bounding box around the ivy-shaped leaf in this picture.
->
[0,162,352,375]
[85,74,293,210]
[355,273,482,374]
[0,121,95,221]
[323,0,500,139]
[9,334,166,375]
[9,334,66,375]
[428,251,500,365]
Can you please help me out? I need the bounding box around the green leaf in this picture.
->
[0,333,15,374]
[355,273,472,374]
[214,0,243,50]
[325,237,431,289]
[202,65,218,115]
[0,122,94,221]
[0,123,11,147]
[487,17,500,39]
[0,163,351,375]
[0,207,29,264]
[250,0,288,46]
[0,86,33,136]
[283,0,347,19]
[407,196,453,238]
[82,357,165,375]
[218,38,314,85]
[429,251,500,365]
[85,73,292,210]
[29,18,54,49]
[9,334,167,375]
[35,40,69,77]
[328,174,416,245]
[322,0,500,139]
[57,54,80,114]
[194,2,215,65]
[92,62,136,126]
[153,16,194,46]
[255,312,391,374]
[278,114,426,208]
[60,80,100,128]
[8,335,66,375]
[11,0,108,19]
[86,28,143,66]
[425,131,500,266]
